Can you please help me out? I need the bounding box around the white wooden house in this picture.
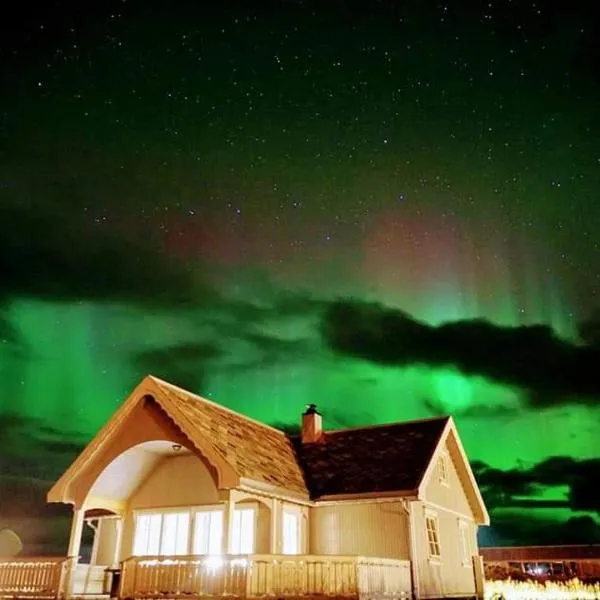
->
[0,375,489,599]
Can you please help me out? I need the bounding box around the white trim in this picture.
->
[133,503,223,517]
[417,418,490,525]
[458,519,471,568]
[422,500,474,522]
[281,506,302,555]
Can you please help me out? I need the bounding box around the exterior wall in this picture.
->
[413,443,479,598]
[70,398,207,509]
[422,443,474,517]
[410,501,478,599]
[129,454,219,510]
[120,454,220,560]
[309,501,410,559]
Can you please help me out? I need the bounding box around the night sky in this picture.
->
[1,0,599,553]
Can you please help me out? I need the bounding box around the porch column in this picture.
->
[222,496,236,555]
[66,507,85,598]
[68,507,85,558]
[269,499,280,554]
[112,518,124,567]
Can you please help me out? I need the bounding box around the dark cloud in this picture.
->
[321,299,600,407]
[0,197,199,307]
[132,342,222,392]
[482,513,600,547]
[423,397,520,419]
[0,413,86,478]
[472,456,600,515]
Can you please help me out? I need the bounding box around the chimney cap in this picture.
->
[303,403,320,416]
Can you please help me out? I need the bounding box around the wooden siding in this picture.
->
[422,443,472,517]
[129,454,219,510]
[119,454,220,561]
[410,501,477,599]
[309,501,410,560]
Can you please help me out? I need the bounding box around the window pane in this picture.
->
[133,514,162,556]
[161,512,190,556]
[193,510,223,555]
[426,516,441,558]
[231,508,254,554]
[282,512,299,555]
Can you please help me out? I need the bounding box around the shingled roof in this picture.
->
[152,378,448,500]
[48,375,462,507]
[292,417,449,499]
[150,377,308,497]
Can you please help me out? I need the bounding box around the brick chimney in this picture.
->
[302,404,323,443]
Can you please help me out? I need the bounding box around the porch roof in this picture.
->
[149,377,309,498]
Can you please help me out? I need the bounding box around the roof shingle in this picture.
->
[151,377,447,501]
[151,378,309,497]
[291,417,449,499]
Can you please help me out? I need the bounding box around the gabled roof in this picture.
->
[49,376,488,524]
[292,417,449,499]
[48,376,309,504]
[149,377,308,497]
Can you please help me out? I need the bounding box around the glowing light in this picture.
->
[485,578,600,600]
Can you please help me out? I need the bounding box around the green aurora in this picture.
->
[0,0,599,552]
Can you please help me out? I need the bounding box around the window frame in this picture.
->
[192,506,225,556]
[132,503,258,557]
[229,505,257,555]
[132,509,191,557]
[281,507,302,555]
[458,520,471,567]
[424,509,441,562]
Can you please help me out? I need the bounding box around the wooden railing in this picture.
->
[120,554,412,599]
[0,557,72,599]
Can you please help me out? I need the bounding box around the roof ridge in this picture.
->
[325,415,450,435]
[147,375,289,437]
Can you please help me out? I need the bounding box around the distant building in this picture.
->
[481,545,600,581]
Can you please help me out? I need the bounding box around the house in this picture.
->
[0,375,489,600]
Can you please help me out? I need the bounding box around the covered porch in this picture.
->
[0,553,412,599]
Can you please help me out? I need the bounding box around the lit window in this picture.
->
[282,510,300,555]
[230,508,255,554]
[193,510,223,555]
[439,453,449,486]
[459,521,470,566]
[133,512,190,556]
[425,513,441,559]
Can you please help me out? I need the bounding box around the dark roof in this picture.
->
[481,545,600,562]
[292,417,449,499]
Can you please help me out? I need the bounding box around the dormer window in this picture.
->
[439,452,449,486]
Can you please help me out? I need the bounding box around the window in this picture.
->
[133,512,190,556]
[193,510,223,555]
[425,512,441,560]
[230,508,255,554]
[438,453,449,486]
[459,521,470,566]
[282,510,300,555]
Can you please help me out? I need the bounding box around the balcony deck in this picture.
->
[0,555,412,600]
